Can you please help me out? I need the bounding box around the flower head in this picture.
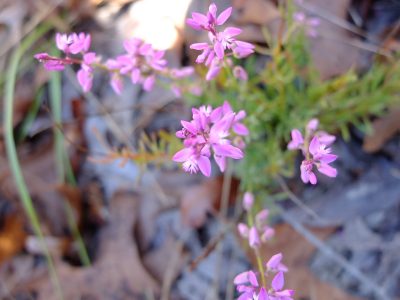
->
[173,102,246,177]
[234,254,294,300]
[187,3,254,80]
[288,119,338,184]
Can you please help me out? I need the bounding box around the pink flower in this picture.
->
[306,118,319,133]
[187,3,254,80]
[34,53,73,71]
[106,38,166,93]
[300,136,338,184]
[300,159,318,184]
[173,102,246,177]
[186,3,232,32]
[69,32,91,54]
[56,32,91,54]
[288,119,338,185]
[233,66,248,81]
[110,74,123,95]
[293,12,320,38]
[56,33,73,53]
[287,129,304,150]
[243,192,254,211]
[170,67,195,78]
[76,52,97,92]
[249,226,260,249]
[234,254,294,300]
[266,253,288,272]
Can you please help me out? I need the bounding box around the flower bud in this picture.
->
[243,192,254,211]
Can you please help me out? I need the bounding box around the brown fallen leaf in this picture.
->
[15,192,160,299]
[0,141,71,236]
[142,235,187,285]
[180,176,239,228]
[0,211,27,265]
[362,107,400,153]
[305,0,362,79]
[232,0,281,26]
[241,223,361,300]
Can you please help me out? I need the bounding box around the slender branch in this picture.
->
[279,209,391,300]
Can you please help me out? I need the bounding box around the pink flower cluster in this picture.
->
[106,38,167,94]
[238,193,275,248]
[35,33,193,95]
[173,101,248,177]
[34,32,92,72]
[234,253,294,300]
[187,3,255,80]
[288,119,337,185]
[293,12,320,38]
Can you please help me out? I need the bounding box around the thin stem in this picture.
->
[3,25,64,300]
[255,248,267,288]
[49,56,91,266]
[276,175,322,222]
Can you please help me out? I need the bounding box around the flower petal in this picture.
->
[317,163,337,177]
[309,136,320,156]
[197,156,211,177]
[216,7,232,25]
[271,271,284,291]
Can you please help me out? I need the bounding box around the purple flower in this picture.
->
[266,253,288,272]
[69,32,91,54]
[110,74,123,95]
[300,159,318,185]
[76,52,97,92]
[187,3,254,80]
[300,136,338,184]
[232,41,255,58]
[237,223,249,238]
[34,52,73,71]
[234,254,294,300]
[306,118,319,133]
[293,12,320,38]
[170,67,195,78]
[173,102,246,177]
[106,38,166,93]
[56,33,74,53]
[77,69,92,92]
[233,66,248,81]
[56,32,91,54]
[243,192,254,211]
[287,129,304,150]
[186,3,232,32]
[249,226,260,249]
[222,101,249,136]
[288,119,338,185]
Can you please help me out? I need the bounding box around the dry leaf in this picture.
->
[180,178,219,228]
[363,107,400,153]
[232,0,281,25]
[16,192,160,299]
[0,212,26,265]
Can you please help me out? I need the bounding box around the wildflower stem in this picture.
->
[3,25,64,300]
[255,248,267,288]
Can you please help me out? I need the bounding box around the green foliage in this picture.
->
[191,26,400,194]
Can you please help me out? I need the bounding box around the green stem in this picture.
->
[49,55,91,266]
[3,25,64,300]
[255,248,267,288]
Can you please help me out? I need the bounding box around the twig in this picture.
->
[161,240,184,300]
[276,175,324,223]
[189,220,236,271]
[279,209,391,300]
[297,1,373,41]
